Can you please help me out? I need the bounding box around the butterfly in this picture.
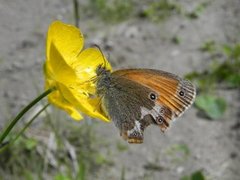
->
[94,63,196,144]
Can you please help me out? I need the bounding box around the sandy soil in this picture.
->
[0,0,239,179]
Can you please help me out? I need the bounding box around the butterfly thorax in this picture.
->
[95,65,113,96]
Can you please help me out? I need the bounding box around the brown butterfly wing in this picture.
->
[98,74,157,143]
[112,69,196,132]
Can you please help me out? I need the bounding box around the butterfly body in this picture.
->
[95,65,196,143]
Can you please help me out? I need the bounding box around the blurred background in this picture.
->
[0,0,239,179]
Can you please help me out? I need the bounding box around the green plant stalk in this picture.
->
[73,0,80,27]
[0,88,55,144]
[0,103,50,153]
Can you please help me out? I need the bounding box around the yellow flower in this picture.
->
[44,21,111,122]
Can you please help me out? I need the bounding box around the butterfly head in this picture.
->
[96,64,110,77]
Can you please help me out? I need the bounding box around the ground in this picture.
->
[0,0,239,180]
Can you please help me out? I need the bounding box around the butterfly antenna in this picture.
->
[92,44,107,69]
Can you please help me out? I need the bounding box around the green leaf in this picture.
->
[54,174,71,180]
[77,163,86,180]
[191,170,205,180]
[222,44,232,57]
[170,144,190,156]
[184,71,202,80]
[180,176,191,180]
[165,144,190,163]
[143,0,181,22]
[116,141,128,151]
[171,36,181,44]
[232,43,240,59]
[25,138,38,150]
[200,40,216,52]
[23,170,34,180]
[186,2,209,19]
[227,73,240,87]
[195,95,227,119]
[180,170,205,180]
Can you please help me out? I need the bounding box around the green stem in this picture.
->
[0,103,50,152]
[73,0,80,27]
[0,88,54,144]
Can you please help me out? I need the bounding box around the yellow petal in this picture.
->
[45,82,83,120]
[58,83,110,122]
[47,42,76,85]
[46,21,84,65]
[74,47,112,78]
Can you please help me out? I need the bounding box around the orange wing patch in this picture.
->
[113,69,196,131]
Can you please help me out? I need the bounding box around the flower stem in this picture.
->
[0,88,54,144]
[0,103,50,152]
[73,0,79,27]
